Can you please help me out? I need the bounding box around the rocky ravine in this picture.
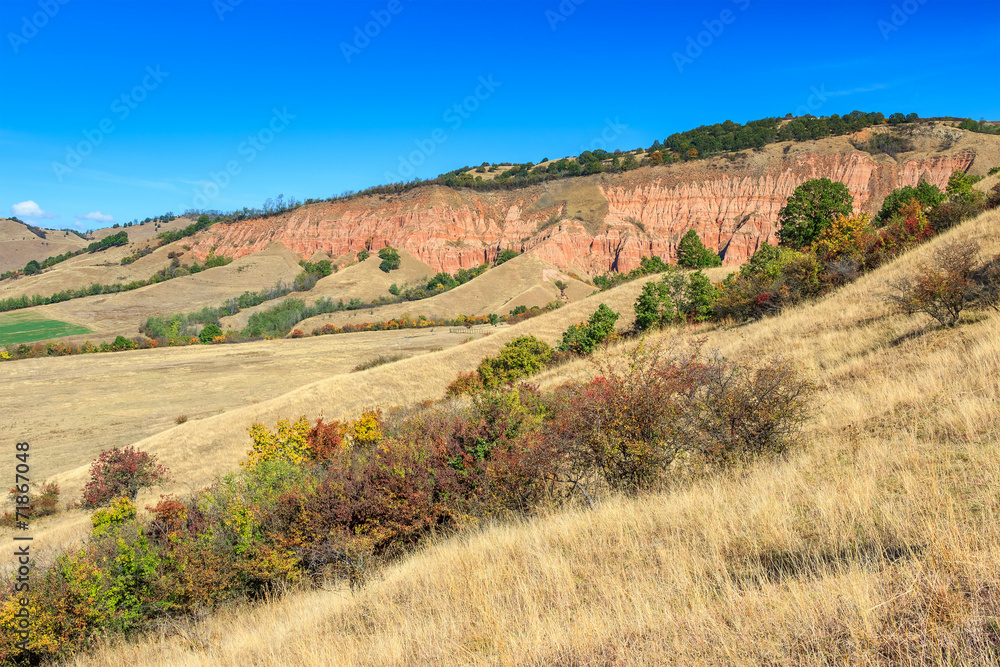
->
[190,132,992,276]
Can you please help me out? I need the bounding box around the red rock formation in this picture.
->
[189,143,980,275]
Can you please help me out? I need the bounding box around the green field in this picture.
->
[0,312,91,345]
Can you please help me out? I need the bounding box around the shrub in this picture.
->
[80,447,170,508]
[946,170,984,205]
[307,418,347,463]
[714,244,823,320]
[777,178,854,249]
[244,416,312,468]
[676,229,722,268]
[356,249,370,262]
[545,342,814,493]
[352,353,405,372]
[199,323,223,343]
[813,213,877,263]
[558,304,619,355]
[350,410,383,447]
[446,371,483,397]
[377,247,401,272]
[110,335,138,351]
[478,336,553,388]
[887,239,979,327]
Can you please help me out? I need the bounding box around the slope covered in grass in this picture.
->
[62,208,1000,664]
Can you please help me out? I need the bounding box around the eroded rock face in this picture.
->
[189,149,975,275]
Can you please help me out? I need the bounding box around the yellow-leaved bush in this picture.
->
[243,416,312,468]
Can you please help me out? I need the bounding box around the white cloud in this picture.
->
[78,211,114,223]
[10,200,56,220]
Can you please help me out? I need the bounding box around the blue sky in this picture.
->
[1,0,998,230]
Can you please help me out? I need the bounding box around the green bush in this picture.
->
[946,170,985,206]
[478,336,553,388]
[199,324,223,343]
[558,304,619,355]
[357,249,370,262]
[377,247,401,272]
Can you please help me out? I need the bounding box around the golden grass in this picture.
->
[64,207,1000,665]
[296,253,594,332]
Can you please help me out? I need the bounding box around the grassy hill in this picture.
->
[0,219,89,274]
[52,203,1000,666]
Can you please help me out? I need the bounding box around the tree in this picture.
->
[356,249,370,262]
[876,181,946,223]
[377,247,401,272]
[554,279,568,297]
[495,249,519,266]
[80,446,170,508]
[23,259,41,275]
[777,178,854,249]
[676,230,722,268]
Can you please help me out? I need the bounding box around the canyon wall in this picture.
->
[190,145,978,276]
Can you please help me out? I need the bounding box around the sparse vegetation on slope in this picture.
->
[57,206,1000,667]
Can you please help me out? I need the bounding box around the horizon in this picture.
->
[1,0,998,229]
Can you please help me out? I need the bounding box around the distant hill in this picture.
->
[0,218,89,273]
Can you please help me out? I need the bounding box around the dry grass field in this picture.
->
[296,253,594,332]
[0,243,305,343]
[61,206,1000,665]
[218,249,436,331]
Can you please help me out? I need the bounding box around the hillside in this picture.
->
[0,219,88,274]
[294,253,595,333]
[58,200,1000,667]
[183,122,1000,275]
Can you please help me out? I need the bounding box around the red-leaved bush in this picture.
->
[79,446,170,508]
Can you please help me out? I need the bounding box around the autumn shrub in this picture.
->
[244,416,312,468]
[715,244,823,320]
[446,370,483,397]
[478,335,553,388]
[79,446,170,508]
[307,418,347,463]
[543,342,814,495]
[887,239,979,327]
